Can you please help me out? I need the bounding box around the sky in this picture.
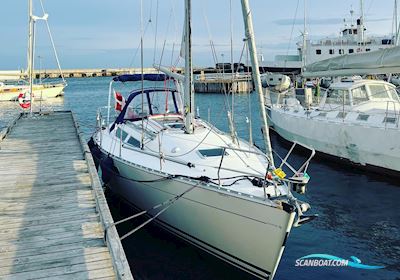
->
[0,0,396,70]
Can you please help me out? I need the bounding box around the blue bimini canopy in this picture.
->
[112,73,170,83]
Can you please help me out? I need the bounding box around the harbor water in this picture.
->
[0,77,399,280]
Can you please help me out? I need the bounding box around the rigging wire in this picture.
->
[284,0,300,69]
[39,0,66,84]
[140,0,145,149]
[152,0,159,64]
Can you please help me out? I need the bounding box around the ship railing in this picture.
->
[384,100,400,128]
[194,72,251,82]
[97,106,113,128]
[216,142,315,197]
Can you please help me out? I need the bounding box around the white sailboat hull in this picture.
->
[270,108,400,173]
[0,84,65,101]
[95,149,295,279]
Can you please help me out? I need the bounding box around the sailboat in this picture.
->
[0,0,66,102]
[268,45,400,174]
[89,1,316,279]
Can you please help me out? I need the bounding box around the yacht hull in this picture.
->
[269,108,400,173]
[0,84,65,101]
[91,144,295,280]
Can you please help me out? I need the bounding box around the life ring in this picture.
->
[18,93,31,109]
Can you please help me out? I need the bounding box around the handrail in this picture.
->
[278,141,315,177]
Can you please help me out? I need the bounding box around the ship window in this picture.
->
[387,87,400,101]
[339,49,345,54]
[326,89,350,105]
[383,117,396,123]
[316,49,322,55]
[318,112,327,117]
[337,112,347,119]
[167,123,185,129]
[116,128,128,140]
[199,148,227,157]
[126,136,141,148]
[382,39,392,45]
[349,49,354,54]
[349,29,353,34]
[357,114,370,121]
[329,49,334,55]
[353,29,357,34]
[352,86,368,105]
[369,84,391,99]
[366,48,371,52]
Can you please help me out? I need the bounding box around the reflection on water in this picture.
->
[0,77,399,280]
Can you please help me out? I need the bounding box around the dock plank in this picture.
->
[0,112,132,279]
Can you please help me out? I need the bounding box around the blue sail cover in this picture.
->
[112,73,170,82]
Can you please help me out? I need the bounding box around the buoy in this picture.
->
[18,93,31,109]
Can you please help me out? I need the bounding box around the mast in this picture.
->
[183,0,194,134]
[240,0,274,165]
[302,0,307,73]
[359,0,365,44]
[28,0,34,114]
[395,0,400,45]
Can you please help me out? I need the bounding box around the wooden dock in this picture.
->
[0,111,132,279]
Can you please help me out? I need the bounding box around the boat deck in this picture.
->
[0,111,132,279]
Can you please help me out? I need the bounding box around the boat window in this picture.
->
[326,89,350,105]
[126,136,141,148]
[383,117,396,124]
[316,49,322,55]
[387,87,400,101]
[124,90,181,120]
[366,48,371,52]
[125,96,150,119]
[351,86,368,105]
[357,114,370,121]
[339,49,344,54]
[148,91,180,115]
[167,123,185,129]
[369,84,391,99]
[349,49,354,54]
[329,49,334,55]
[198,148,227,157]
[336,112,347,119]
[317,112,327,117]
[116,128,128,140]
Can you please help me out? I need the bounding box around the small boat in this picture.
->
[0,83,64,102]
[0,0,66,103]
[268,76,400,174]
[89,1,316,279]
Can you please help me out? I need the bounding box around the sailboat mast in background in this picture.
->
[240,0,274,165]
[184,0,194,134]
[28,0,34,113]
